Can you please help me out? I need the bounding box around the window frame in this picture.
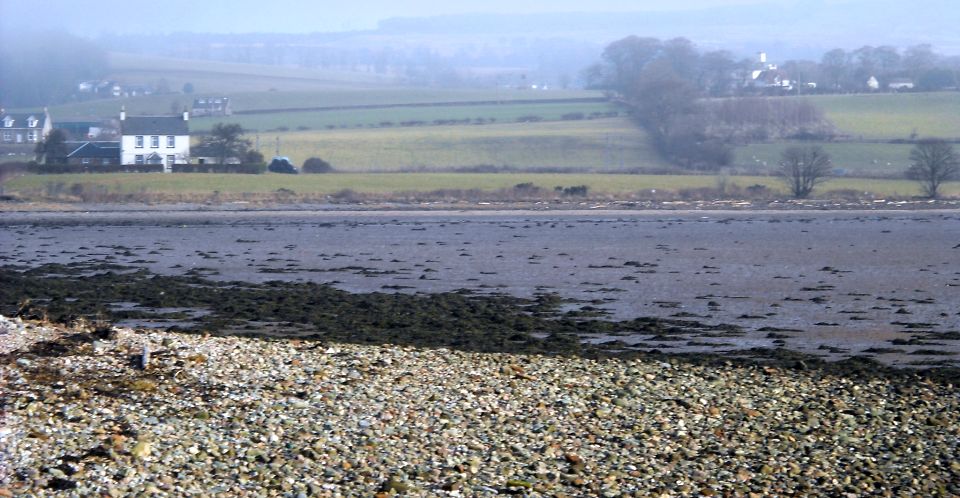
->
[166,135,175,148]
[135,136,144,148]
[135,154,144,165]
[151,136,159,148]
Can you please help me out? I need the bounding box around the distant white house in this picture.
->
[866,76,880,91]
[119,107,190,172]
[747,51,793,91]
[192,97,232,117]
[888,78,915,91]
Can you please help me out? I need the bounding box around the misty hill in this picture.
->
[376,1,960,58]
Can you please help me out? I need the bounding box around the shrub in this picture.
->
[561,185,589,196]
[172,163,265,174]
[29,163,164,174]
[513,182,536,191]
[302,157,334,174]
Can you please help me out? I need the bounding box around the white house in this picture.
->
[119,108,190,172]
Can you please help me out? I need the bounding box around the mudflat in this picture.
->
[2,209,958,367]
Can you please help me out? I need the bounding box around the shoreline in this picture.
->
[2,197,960,215]
[2,315,959,496]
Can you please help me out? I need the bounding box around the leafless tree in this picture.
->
[777,146,832,198]
[907,139,959,198]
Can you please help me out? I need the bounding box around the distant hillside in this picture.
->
[376,1,960,57]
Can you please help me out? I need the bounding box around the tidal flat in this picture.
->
[1,209,958,369]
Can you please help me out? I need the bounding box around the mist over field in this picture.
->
[3,0,959,55]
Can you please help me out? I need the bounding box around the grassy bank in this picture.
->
[6,171,951,199]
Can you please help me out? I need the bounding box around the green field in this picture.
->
[12,51,960,182]
[6,172,952,198]
[735,142,916,176]
[258,118,666,171]
[811,92,960,140]
[190,102,619,133]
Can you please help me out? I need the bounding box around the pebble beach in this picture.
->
[2,315,958,497]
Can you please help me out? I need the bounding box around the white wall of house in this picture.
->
[120,134,190,167]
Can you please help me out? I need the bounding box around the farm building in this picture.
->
[888,78,915,91]
[192,143,242,165]
[192,97,232,117]
[65,141,121,166]
[119,107,190,171]
[1,109,52,145]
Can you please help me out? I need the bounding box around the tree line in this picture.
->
[587,37,959,97]
[585,37,838,171]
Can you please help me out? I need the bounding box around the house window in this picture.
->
[27,131,36,142]
[166,155,175,166]
[167,135,175,148]
[27,119,37,127]
[151,136,159,148]
[82,158,90,164]
[135,136,144,148]
[3,119,12,128]
[135,154,144,165]
[103,159,112,165]
[2,131,10,141]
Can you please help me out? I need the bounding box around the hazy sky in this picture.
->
[3,0,777,34]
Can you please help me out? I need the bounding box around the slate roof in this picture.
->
[120,116,188,135]
[67,141,121,159]
[1,113,47,129]
[193,97,229,107]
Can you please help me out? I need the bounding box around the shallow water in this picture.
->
[3,209,959,366]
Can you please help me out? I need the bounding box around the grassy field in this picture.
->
[6,172,952,198]
[256,118,667,171]
[14,51,960,181]
[811,92,960,140]
[735,142,916,176]
[105,52,392,93]
[43,88,608,120]
[190,102,619,133]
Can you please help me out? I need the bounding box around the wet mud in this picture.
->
[2,209,958,372]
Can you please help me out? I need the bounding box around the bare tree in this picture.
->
[203,123,251,165]
[777,146,832,198]
[907,139,959,198]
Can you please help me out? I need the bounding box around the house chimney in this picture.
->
[182,109,189,121]
[120,106,126,121]
[758,52,767,64]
